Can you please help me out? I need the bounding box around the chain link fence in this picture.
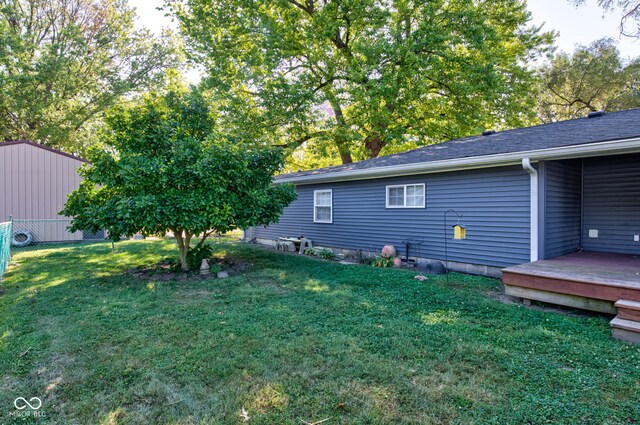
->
[0,221,11,282]
[7,219,106,254]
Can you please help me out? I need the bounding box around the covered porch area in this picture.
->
[503,153,640,343]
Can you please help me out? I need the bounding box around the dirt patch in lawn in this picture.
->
[213,256,253,274]
[127,256,253,282]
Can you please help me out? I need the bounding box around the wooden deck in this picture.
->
[502,252,640,343]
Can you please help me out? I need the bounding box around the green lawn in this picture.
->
[0,239,638,424]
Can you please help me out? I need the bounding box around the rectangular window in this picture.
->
[314,189,333,223]
[386,184,425,208]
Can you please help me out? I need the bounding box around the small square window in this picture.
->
[387,187,404,207]
[405,184,424,207]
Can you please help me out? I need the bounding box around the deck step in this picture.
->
[614,299,640,321]
[610,316,640,331]
[615,299,640,310]
[610,316,640,344]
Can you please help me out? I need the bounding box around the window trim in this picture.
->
[385,183,425,208]
[313,189,333,223]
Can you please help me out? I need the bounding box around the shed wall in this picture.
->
[0,142,84,241]
[254,166,531,268]
[582,153,640,254]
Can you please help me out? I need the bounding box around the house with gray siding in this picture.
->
[252,108,640,342]
[250,109,640,276]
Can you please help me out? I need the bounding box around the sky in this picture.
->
[527,0,639,59]
[135,0,640,83]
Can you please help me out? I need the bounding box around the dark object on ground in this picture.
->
[417,260,446,275]
[11,230,33,247]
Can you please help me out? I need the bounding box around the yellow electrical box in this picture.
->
[453,224,466,240]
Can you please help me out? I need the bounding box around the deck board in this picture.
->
[503,252,640,289]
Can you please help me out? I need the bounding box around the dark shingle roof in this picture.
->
[278,108,640,180]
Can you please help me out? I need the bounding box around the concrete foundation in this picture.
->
[252,238,503,278]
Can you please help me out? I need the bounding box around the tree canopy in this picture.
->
[0,0,179,154]
[171,0,554,166]
[62,87,297,270]
[536,38,640,122]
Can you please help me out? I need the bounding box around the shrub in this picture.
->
[318,249,334,260]
[61,87,296,271]
[186,244,214,270]
[370,256,394,268]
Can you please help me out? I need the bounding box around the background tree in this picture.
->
[62,87,297,270]
[171,0,553,166]
[536,38,640,122]
[0,0,179,154]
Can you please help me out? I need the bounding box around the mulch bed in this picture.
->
[127,256,253,282]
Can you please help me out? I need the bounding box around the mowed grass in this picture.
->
[0,239,638,424]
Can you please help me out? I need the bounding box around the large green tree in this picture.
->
[0,0,179,154]
[171,0,553,165]
[536,38,640,122]
[62,87,296,270]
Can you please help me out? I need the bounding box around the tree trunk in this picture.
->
[364,135,385,159]
[173,228,190,271]
[337,143,353,164]
[179,246,188,271]
[324,89,354,164]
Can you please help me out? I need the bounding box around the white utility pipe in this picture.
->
[522,158,539,262]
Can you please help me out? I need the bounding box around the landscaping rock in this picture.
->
[217,271,229,279]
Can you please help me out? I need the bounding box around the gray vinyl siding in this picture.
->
[255,166,531,268]
[542,159,582,259]
[582,154,640,255]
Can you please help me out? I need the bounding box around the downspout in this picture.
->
[522,158,539,262]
